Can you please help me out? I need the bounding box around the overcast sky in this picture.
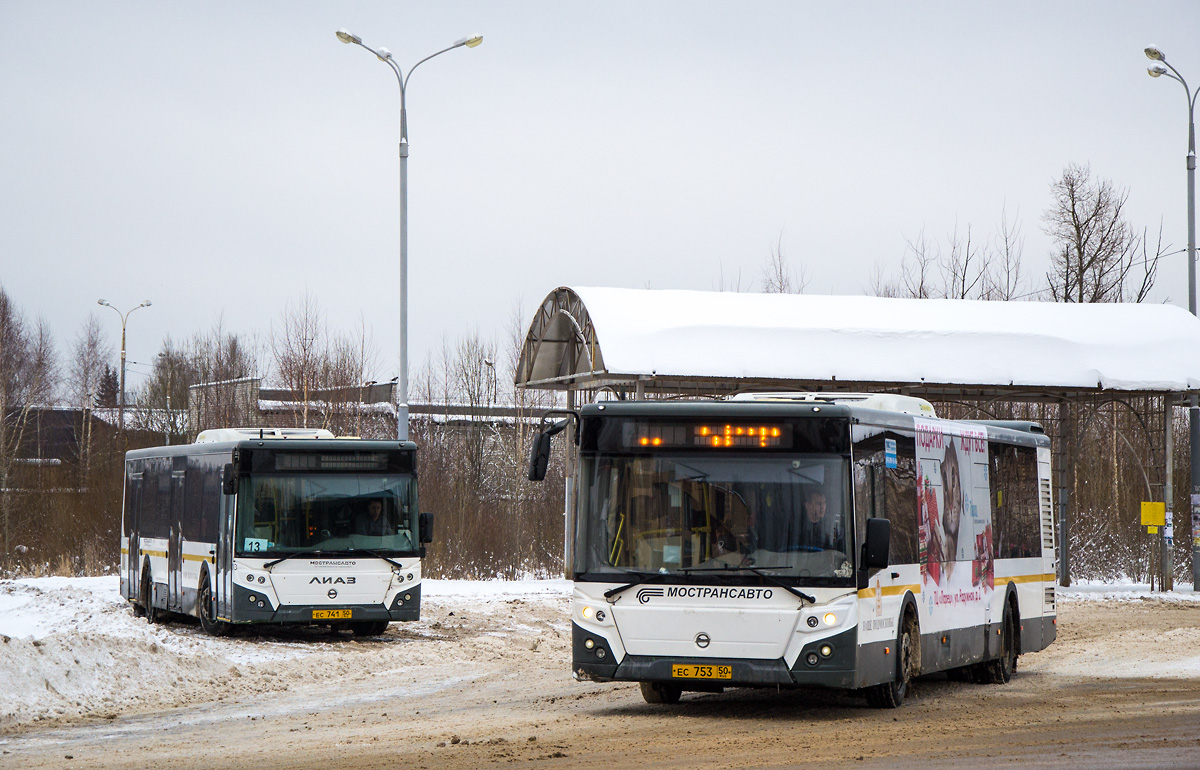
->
[2,1,1198,390]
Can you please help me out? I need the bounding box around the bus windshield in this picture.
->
[235,473,418,556]
[577,454,853,580]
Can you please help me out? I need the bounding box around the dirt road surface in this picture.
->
[4,595,1200,770]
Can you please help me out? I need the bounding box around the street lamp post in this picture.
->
[1146,46,1199,591]
[97,299,152,435]
[336,28,482,442]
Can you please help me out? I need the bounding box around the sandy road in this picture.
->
[4,597,1200,770]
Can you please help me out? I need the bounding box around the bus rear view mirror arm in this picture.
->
[221,463,237,495]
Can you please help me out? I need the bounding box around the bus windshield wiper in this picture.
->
[679,564,816,606]
[262,548,406,571]
[603,570,669,601]
[262,550,324,570]
[351,548,406,570]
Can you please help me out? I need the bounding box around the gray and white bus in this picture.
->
[529,393,1056,707]
[120,428,432,636]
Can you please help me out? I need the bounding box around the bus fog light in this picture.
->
[248,594,257,603]
[595,647,606,659]
[257,601,265,608]
[584,638,595,650]
[404,593,411,601]
[582,606,595,620]
[396,600,404,607]
[820,645,833,658]
[823,613,837,625]
[806,652,819,666]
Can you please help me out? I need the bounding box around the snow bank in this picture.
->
[0,576,569,727]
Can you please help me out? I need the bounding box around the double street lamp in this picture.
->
[97,299,152,434]
[336,27,483,441]
[1145,45,1200,590]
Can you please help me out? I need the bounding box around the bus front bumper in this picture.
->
[229,582,421,623]
[572,622,858,690]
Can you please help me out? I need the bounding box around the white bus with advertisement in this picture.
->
[120,428,433,636]
[528,393,1057,707]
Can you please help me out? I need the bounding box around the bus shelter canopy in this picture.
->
[515,286,1200,399]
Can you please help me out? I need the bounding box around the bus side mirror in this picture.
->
[221,463,237,495]
[528,432,553,481]
[419,512,434,544]
[864,518,891,570]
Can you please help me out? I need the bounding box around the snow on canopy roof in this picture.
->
[515,286,1200,395]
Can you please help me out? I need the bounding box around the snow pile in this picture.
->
[0,576,570,727]
[1059,581,1200,604]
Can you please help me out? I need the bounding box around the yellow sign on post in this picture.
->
[1141,502,1166,527]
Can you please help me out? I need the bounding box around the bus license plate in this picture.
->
[313,609,352,620]
[672,664,732,680]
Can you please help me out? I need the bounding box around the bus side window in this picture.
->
[852,431,919,566]
[991,444,1039,559]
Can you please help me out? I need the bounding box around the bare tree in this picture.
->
[760,233,810,294]
[981,206,1030,301]
[132,337,194,443]
[896,228,938,299]
[940,223,990,299]
[0,286,57,568]
[272,294,325,428]
[185,317,262,434]
[1042,163,1163,303]
[68,314,112,480]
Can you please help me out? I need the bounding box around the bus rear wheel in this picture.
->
[141,568,163,625]
[639,681,682,704]
[866,612,919,709]
[198,576,229,637]
[975,608,1017,684]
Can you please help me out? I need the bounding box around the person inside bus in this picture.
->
[253,499,276,541]
[801,487,842,551]
[354,498,392,536]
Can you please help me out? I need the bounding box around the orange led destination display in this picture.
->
[623,422,792,449]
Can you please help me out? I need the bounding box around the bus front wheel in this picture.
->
[639,681,682,705]
[866,612,919,709]
[198,576,229,637]
[350,621,390,637]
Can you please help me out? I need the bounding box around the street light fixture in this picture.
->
[1144,45,1200,591]
[97,299,152,435]
[336,27,483,441]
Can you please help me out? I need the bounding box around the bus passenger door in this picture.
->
[217,490,235,619]
[168,465,186,612]
[124,472,144,602]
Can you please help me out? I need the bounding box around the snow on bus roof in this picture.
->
[518,287,1200,393]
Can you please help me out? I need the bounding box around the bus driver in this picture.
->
[355,499,392,536]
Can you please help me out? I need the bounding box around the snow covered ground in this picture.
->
[0,576,1197,730]
[0,576,572,728]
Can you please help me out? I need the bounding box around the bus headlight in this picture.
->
[820,645,833,658]
[582,606,595,620]
[823,613,837,626]
[584,638,595,650]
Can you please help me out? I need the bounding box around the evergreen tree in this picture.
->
[96,365,119,407]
